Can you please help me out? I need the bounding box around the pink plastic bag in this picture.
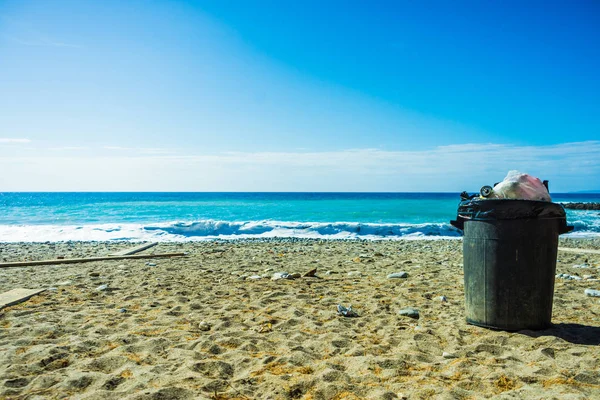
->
[488,171,551,202]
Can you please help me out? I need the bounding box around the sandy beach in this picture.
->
[1,238,599,399]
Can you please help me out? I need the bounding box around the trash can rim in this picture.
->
[450,198,571,232]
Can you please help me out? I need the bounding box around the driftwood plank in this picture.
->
[0,252,186,269]
[109,242,157,256]
[0,288,46,309]
[558,247,600,255]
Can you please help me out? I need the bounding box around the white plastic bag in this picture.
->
[488,171,551,201]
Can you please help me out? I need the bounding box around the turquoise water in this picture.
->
[0,192,598,241]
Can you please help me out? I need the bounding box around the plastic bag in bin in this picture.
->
[484,171,551,202]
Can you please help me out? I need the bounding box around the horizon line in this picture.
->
[2,191,599,194]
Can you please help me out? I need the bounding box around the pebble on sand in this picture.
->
[584,288,600,297]
[96,284,108,291]
[556,273,582,280]
[387,272,408,279]
[199,321,212,331]
[573,264,590,268]
[337,304,359,318]
[272,272,291,280]
[398,307,419,319]
[303,268,317,277]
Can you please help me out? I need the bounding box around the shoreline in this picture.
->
[1,239,599,398]
[1,232,600,246]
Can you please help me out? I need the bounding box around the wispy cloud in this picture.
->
[1,141,598,191]
[154,140,600,171]
[145,141,600,190]
[0,138,31,144]
[103,146,128,151]
[4,34,82,48]
[48,146,89,151]
[1,16,82,48]
[103,146,176,155]
[138,148,177,155]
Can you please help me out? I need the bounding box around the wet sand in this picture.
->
[1,239,599,399]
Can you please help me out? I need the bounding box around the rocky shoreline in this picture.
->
[1,239,599,399]
[561,202,600,210]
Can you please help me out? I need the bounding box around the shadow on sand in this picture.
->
[518,323,600,345]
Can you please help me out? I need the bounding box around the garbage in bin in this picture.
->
[479,170,551,202]
[451,178,573,331]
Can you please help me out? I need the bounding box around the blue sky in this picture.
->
[0,0,598,191]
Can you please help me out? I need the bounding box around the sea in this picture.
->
[1,192,599,242]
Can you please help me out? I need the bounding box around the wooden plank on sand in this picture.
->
[0,288,46,310]
[558,247,600,255]
[109,242,157,256]
[0,252,186,269]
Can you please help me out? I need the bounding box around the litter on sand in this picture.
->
[0,288,46,310]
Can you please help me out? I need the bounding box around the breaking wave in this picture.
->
[1,216,598,242]
[0,220,462,242]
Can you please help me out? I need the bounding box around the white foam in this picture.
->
[1,217,598,243]
[0,220,462,242]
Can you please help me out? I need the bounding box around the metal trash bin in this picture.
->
[451,199,573,330]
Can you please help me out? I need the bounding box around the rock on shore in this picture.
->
[561,202,600,210]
